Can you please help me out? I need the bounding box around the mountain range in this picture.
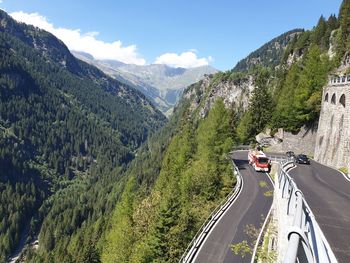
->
[1,1,350,262]
[72,51,218,115]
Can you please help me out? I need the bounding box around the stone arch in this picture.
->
[331,93,336,104]
[340,94,346,107]
[325,93,329,102]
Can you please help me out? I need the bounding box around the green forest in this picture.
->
[0,9,164,262]
[1,0,350,262]
[101,99,235,263]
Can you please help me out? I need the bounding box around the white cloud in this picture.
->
[10,11,146,65]
[155,51,212,68]
[8,11,213,68]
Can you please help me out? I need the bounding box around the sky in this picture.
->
[0,0,344,70]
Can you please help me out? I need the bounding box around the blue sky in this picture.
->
[0,0,344,70]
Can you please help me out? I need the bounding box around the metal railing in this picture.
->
[179,159,243,263]
[266,154,289,163]
[278,161,338,263]
[329,74,350,85]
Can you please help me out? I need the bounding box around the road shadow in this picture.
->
[232,158,248,170]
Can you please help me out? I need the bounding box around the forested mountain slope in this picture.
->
[0,9,165,262]
[209,11,345,141]
[101,94,236,263]
[233,29,303,72]
[3,0,350,262]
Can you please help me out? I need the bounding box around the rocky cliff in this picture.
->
[183,73,255,118]
[257,126,318,156]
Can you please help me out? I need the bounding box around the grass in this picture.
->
[264,190,274,197]
[259,181,268,188]
[339,167,348,174]
[256,221,277,262]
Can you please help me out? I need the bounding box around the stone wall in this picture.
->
[280,125,318,156]
[314,80,350,171]
[260,126,317,156]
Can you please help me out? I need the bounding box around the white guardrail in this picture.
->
[179,158,243,263]
[277,159,338,263]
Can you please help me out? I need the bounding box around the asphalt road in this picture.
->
[193,151,274,263]
[289,161,350,262]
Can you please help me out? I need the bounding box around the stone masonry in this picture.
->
[314,72,350,171]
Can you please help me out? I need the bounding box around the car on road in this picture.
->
[295,154,310,164]
[286,151,295,158]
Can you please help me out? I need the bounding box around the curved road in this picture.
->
[193,151,274,263]
[289,161,350,262]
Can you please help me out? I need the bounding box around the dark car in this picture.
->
[296,154,310,164]
[286,151,295,158]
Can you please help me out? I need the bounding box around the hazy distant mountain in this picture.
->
[72,51,218,115]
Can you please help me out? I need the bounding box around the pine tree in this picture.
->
[337,0,350,54]
[327,14,339,31]
[339,0,350,37]
[79,240,101,263]
[294,45,329,123]
[312,16,328,48]
[248,70,273,136]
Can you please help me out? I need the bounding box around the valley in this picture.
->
[1,1,350,262]
[73,50,217,116]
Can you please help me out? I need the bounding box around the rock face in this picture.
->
[183,74,255,117]
[315,61,350,171]
[256,126,317,156]
[278,126,317,155]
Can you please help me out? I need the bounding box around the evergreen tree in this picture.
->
[337,0,350,55]
[294,45,329,123]
[339,0,350,37]
[79,240,101,263]
[327,14,339,31]
[312,16,328,49]
[237,69,273,142]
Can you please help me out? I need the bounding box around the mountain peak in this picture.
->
[71,50,218,115]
